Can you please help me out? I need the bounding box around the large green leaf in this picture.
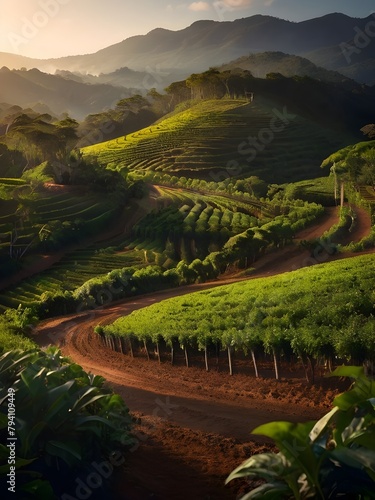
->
[0,350,36,378]
[309,407,338,442]
[331,447,375,473]
[329,366,365,380]
[20,369,46,399]
[19,420,46,456]
[226,452,290,483]
[240,482,292,500]
[252,421,324,498]
[45,440,82,465]
[70,390,108,413]
[332,375,375,411]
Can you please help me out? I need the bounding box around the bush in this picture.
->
[0,348,134,498]
[227,366,375,499]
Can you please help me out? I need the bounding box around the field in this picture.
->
[0,247,145,310]
[101,253,375,380]
[0,180,119,271]
[0,178,325,314]
[83,98,355,183]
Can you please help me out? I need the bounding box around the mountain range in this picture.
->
[0,67,135,119]
[0,13,374,119]
[1,13,374,86]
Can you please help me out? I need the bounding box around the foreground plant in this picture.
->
[226,366,375,499]
[0,347,134,499]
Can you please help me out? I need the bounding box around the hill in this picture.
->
[54,66,160,89]
[0,67,135,119]
[0,14,374,85]
[83,73,373,183]
[220,52,359,88]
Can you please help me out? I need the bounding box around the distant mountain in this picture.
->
[220,52,359,88]
[54,66,182,90]
[0,67,136,119]
[0,13,374,86]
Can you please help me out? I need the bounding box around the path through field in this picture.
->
[33,205,373,499]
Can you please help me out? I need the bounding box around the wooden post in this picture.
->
[128,337,134,358]
[171,345,174,365]
[120,337,127,355]
[110,336,115,351]
[273,348,280,380]
[156,342,161,364]
[251,349,259,378]
[184,347,189,368]
[204,346,209,372]
[144,340,150,361]
[228,346,233,376]
[118,337,124,354]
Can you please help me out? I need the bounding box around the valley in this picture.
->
[0,8,375,499]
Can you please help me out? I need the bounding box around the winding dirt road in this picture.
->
[33,205,373,499]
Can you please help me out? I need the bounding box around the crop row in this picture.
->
[101,254,375,382]
[0,185,118,261]
[0,247,145,311]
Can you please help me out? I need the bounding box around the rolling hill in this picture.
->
[220,52,359,88]
[83,97,353,184]
[82,72,374,183]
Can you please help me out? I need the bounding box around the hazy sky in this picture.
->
[1,0,374,58]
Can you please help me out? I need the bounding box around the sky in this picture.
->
[0,0,374,59]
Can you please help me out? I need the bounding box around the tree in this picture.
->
[361,123,375,139]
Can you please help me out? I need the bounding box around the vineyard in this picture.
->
[130,185,263,256]
[83,98,354,183]
[99,254,375,383]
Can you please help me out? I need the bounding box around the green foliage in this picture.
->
[0,310,37,354]
[3,113,78,167]
[0,348,133,498]
[227,366,375,499]
[321,141,375,187]
[101,254,375,366]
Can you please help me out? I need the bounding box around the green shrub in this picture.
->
[0,348,134,498]
[227,366,375,499]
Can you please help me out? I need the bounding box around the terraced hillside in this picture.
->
[0,247,145,311]
[0,182,265,310]
[0,181,119,273]
[83,98,355,183]
[0,180,324,314]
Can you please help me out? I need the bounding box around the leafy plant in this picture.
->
[226,366,375,499]
[0,348,134,498]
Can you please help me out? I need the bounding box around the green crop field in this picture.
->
[0,246,146,311]
[83,98,355,183]
[102,253,375,377]
[0,182,119,264]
